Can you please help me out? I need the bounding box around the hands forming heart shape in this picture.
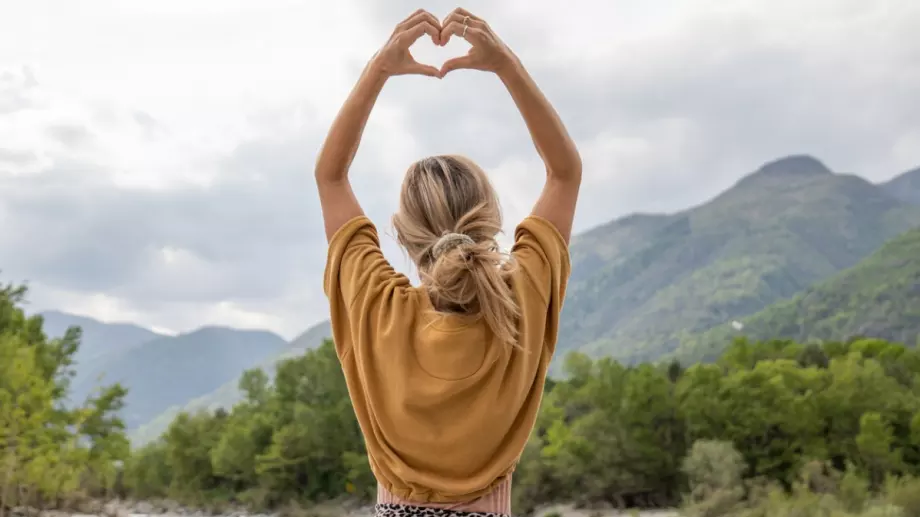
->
[372,8,515,79]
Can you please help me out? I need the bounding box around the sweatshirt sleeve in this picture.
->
[323,216,411,358]
[510,215,572,355]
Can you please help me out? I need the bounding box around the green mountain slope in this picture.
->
[97,326,288,429]
[559,155,920,365]
[881,167,920,205]
[38,311,165,403]
[131,320,332,444]
[568,213,675,284]
[674,226,920,363]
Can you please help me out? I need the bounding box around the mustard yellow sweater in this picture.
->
[323,215,570,503]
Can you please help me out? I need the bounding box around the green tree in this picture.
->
[1,282,130,513]
[857,412,902,487]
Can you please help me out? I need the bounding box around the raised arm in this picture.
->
[315,9,442,241]
[439,8,582,243]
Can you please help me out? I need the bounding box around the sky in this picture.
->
[1,0,919,339]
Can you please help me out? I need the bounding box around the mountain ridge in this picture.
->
[37,310,289,429]
[881,166,920,205]
[38,310,166,404]
[130,319,333,444]
[33,154,920,433]
[558,155,920,365]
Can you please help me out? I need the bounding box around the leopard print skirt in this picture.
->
[374,503,510,517]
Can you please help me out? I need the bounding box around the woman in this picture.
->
[317,7,581,517]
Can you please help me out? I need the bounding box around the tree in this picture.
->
[0,282,130,514]
[0,335,55,515]
[857,412,902,487]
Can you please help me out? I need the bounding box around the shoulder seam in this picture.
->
[516,257,551,307]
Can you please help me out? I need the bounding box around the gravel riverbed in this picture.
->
[12,501,678,517]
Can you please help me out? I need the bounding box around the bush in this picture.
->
[681,440,746,516]
[837,467,871,513]
[882,475,920,517]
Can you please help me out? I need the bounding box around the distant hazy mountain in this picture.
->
[558,155,920,365]
[675,225,920,363]
[881,167,920,205]
[131,320,332,444]
[93,326,287,429]
[38,311,165,403]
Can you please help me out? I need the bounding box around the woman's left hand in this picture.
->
[371,9,443,79]
[438,8,515,77]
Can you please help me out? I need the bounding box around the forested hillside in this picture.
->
[674,225,920,364]
[559,156,920,365]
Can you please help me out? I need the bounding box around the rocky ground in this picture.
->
[10,500,678,517]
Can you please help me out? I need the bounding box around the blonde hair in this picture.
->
[392,155,520,346]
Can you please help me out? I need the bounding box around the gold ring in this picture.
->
[462,24,468,37]
[463,15,470,25]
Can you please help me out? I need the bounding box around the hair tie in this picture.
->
[432,232,475,259]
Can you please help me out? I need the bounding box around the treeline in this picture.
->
[125,334,920,515]
[514,339,920,515]
[5,281,920,516]
[0,284,129,515]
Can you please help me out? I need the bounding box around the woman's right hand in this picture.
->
[438,8,516,77]
[371,9,442,79]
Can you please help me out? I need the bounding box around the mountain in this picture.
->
[558,155,920,365]
[131,320,332,444]
[881,167,920,205]
[96,326,288,429]
[38,311,165,403]
[674,225,920,363]
[40,154,920,437]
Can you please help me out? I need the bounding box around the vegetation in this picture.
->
[559,155,920,366]
[677,225,920,364]
[0,284,129,514]
[680,440,920,516]
[111,328,920,516]
[6,283,920,517]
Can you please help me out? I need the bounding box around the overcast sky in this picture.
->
[1,0,918,339]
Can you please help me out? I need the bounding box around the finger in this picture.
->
[399,21,441,47]
[440,22,483,46]
[442,11,487,30]
[440,55,477,76]
[398,8,431,25]
[405,61,442,78]
[445,7,482,23]
[397,10,441,35]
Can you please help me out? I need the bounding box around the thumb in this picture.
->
[440,55,476,76]
[405,61,441,78]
